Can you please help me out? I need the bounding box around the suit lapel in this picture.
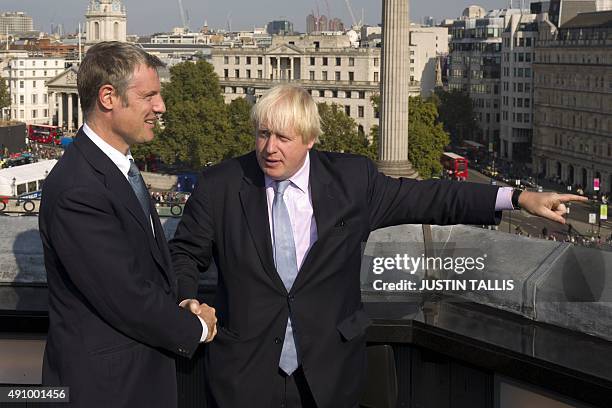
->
[238,153,287,293]
[151,208,174,288]
[292,150,340,291]
[73,131,168,281]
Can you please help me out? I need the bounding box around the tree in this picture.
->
[433,89,479,145]
[0,80,10,119]
[407,96,449,179]
[369,94,449,179]
[133,60,232,169]
[317,102,376,160]
[227,97,254,157]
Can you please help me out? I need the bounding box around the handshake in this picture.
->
[180,299,218,342]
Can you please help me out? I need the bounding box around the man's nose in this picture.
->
[265,135,278,153]
[154,95,166,114]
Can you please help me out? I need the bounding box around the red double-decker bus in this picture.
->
[28,124,63,145]
[441,152,469,181]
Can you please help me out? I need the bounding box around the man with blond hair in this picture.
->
[171,84,586,407]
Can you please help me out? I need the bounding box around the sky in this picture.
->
[2,0,519,35]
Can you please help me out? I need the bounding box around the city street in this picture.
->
[467,167,612,242]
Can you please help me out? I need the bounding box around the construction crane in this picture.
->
[344,0,360,28]
[177,0,189,31]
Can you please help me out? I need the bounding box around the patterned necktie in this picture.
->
[272,180,299,375]
[128,159,150,218]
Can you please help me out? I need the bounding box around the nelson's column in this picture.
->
[378,0,418,178]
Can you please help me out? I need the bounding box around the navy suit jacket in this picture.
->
[170,150,501,407]
[39,130,202,408]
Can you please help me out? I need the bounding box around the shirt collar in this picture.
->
[82,123,133,178]
[264,152,310,194]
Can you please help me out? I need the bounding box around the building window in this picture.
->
[32,81,37,88]
[348,72,354,82]
[235,69,240,78]
[374,72,379,82]
[345,105,350,116]
[19,71,24,76]
[349,57,354,66]
[358,106,364,118]
[32,94,37,104]
[332,90,338,98]
[224,69,229,78]
[246,57,251,65]
[44,109,48,117]
[310,71,315,80]
[246,69,251,79]
[322,57,328,66]
[374,58,379,67]
[32,109,37,119]
[359,91,365,99]
[258,70,263,79]
[235,57,240,64]
[322,71,328,81]
[19,95,24,104]
[335,72,341,81]
[258,57,263,64]
[336,57,341,66]
[310,57,315,65]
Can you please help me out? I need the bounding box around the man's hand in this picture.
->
[179,299,218,342]
[179,298,201,314]
[196,303,217,342]
[518,191,588,224]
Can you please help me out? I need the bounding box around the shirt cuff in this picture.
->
[179,299,209,343]
[197,315,209,343]
[495,187,515,211]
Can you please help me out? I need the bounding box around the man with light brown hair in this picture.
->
[40,41,216,408]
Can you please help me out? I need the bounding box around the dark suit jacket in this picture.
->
[170,150,501,408]
[39,130,202,408]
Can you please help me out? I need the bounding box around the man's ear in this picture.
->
[98,84,116,111]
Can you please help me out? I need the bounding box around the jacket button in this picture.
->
[288,295,295,302]
[274,337,282,344]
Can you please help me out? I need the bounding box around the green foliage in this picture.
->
[132,60,234,169]
[316,102,376,160]
[369,94,449,179]
[0,79,10,112]
[407,97,450,179]
[227,97,254,157]
[433,89,479,144]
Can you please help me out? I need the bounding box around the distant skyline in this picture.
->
[2,1,524,35]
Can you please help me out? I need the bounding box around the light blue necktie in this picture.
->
[128,159,150,219]
[273,180,299,375]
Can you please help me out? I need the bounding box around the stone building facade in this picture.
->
[210,34,422,138]
[5,55,66,125]
[499,13,539,163]
[532,11,612,194]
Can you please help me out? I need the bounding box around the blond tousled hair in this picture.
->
[250,84,321,144]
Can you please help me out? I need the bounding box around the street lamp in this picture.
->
[12,177,16,197]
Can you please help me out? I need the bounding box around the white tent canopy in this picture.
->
[0,160,58,196]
